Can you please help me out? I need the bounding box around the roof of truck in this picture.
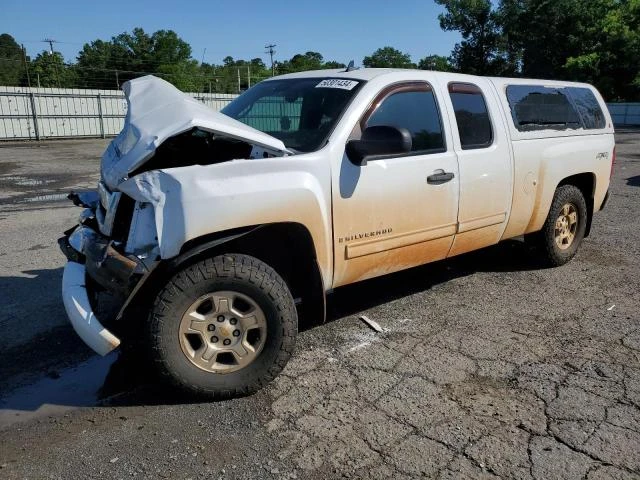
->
[269,68,406,81]
[267,68,595,90]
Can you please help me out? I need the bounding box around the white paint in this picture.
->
[117,155,334,267]
[125,201,159,261]
[440,75,513,256]
[61,262,121,356]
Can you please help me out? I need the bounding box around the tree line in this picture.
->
[0,30,449,94]
[434,0,640,101]
[0,0,638,100]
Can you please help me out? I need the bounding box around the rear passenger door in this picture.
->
[332,81,459,287]
[443,80,513,257]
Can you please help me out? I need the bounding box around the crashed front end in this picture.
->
[58,188,150,355]
[58,75,288,356]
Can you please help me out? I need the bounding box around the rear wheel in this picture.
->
[147,253,297,399]
[526,185,588,266]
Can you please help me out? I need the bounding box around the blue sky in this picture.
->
[3,0,460,66]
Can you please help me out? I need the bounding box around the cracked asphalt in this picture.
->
[0,133,639,479]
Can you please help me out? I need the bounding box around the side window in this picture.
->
[365,89,445,153]
[567,87,606,129]
[506,85,581,131]
[448,83,493,149]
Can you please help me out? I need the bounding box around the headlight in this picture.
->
[114,124,140,157]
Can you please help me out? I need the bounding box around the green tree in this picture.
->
[498,0,584,78]
[0,34,25,86]
[157,59,203,91]
[291,51,323,70]
[75,28,193,89]
[249,58,266,69]
[362,47,415,68]
[323,60,347,69]
[74,39,129,88]
[209,55,272,93]
[434,0,509,74]
[498,0,640,100]
[277,52,345,73]
[417,55,453,71]
[433,0,640,99]
[30,51,76,88]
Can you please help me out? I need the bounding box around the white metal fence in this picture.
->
[0,86,239,141]
[607,103,640,127]
[0,86,638,141]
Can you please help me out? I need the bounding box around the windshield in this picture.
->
[221,78,363,152]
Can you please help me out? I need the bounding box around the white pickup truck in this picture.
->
[60,69,615,398]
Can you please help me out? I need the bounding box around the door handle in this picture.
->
[427,169,455,185]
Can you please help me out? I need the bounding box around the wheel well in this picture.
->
[121,223,326,331]
[558,173,595,237]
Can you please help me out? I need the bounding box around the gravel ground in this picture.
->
[0,134,639,479]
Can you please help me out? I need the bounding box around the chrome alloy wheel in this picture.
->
[554,203,579,250]
[179,291,267,374]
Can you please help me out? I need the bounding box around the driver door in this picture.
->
[331,81,460,287]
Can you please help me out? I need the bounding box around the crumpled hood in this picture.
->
[101,75,289,189]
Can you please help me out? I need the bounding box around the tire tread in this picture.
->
[147,254,297,400]
[528,185,588,267]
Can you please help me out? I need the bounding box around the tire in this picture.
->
[526,185,588,267]
[147,253,297,399]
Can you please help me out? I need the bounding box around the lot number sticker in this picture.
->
[316,79,359,90]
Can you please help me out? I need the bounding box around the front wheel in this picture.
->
[147,254,297,399]
[526,185,588,267]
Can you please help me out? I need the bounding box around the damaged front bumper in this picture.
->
[59,196,147,356]
[61,262,121,356]
[60,224,141,293]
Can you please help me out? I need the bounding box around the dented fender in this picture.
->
[117,155,333,286]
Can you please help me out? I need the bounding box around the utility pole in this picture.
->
[42,38,57,55]
[247,66,251,88]
[265,44,276,76]
[21,44,31,88]
[237,68,241,93]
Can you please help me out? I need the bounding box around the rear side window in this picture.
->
[448,83,493,149]
[366,89,445,153]
[506,85,581,131]
[567,87,606,129]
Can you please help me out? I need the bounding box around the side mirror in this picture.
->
[346,125,412,165]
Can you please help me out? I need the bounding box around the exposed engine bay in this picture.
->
[130,128,277,176]
[100,75,289,190]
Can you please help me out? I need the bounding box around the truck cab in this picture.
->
[60,69,615,398]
